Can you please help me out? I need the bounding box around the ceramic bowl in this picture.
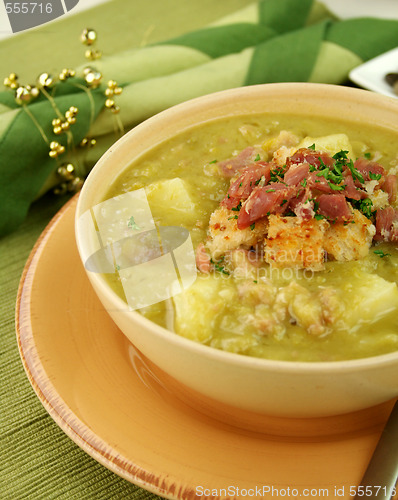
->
[75,83,398,419]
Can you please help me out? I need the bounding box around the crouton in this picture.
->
[206,206,268,260]
[264,215,328,271]
[324,209,375,261]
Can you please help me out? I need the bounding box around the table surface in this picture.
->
[1,1,398,498]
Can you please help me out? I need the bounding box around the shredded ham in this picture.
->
[218,147,258,177]
[317,194,352,222]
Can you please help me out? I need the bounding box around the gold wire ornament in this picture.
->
[4,73,19,89]
[80,28,97,45]
[2,28,122,195]
[49,141,66,158]
[59,68,76,81]
[37,72,55,89]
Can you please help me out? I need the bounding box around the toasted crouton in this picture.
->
[324,209,375,261]
[264,215,328,271]
[206,206,268,260]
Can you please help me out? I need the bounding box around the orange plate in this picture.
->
[16,196,396,500]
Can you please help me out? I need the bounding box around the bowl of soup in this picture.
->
[75,83,398,418]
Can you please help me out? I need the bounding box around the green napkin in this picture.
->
[0,0,397,238]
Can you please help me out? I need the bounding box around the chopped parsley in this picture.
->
[266,188,275,193]
[369,171,382,181]
[232,202,242,211]
[270,166,285,182]
[280,199,288,206]
[347,158,365,184]
[308,143,316,150]
[364,152,371,159]
[353,198,374,218]
[209,159,217,164]
[250,223,255,230]
[127,216,140,230]
[314,214,325,220]
[254,154,261,161]
[228,215,238,220]
[374,250,391,258]
[210,257,230,275]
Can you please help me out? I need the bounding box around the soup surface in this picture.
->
[103,113,398,362]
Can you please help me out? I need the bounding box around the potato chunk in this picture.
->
[264,215,328,271]
[146,177,197,225]
[297,133,354,158]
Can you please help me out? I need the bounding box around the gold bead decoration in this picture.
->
[65,106,78,124]
[15,86,32,105]
[85,49,102,61]
[4,73,19,89]
[57,163,75,181]
[80,28,97,46]
[49,141,65,158]
[59,68,76,81]
[37,72,54,89]
[80,137,97,148]
[67,176,84,192]
[105,98,120,114]
[83,68,102,88]
[105,80,122,97]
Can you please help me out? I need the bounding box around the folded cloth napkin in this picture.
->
[0,0,397,237]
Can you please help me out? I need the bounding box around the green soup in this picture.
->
[103,114,398,362]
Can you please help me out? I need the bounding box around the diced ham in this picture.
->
[237,183,296,229]
[317,194,352,222]
[307,173,335,193]
[289,187,314,220]
[284,163,309,186]
[383,174,397,204]
[354,157,386,183]
[342,174,367,200]
[218,147,258,177]
[222,162,272,209]
[287,148,334,169]
[375,206,398,242]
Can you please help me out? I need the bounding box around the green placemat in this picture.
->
[0,1,254,498]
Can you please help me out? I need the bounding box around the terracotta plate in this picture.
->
[16,196,397,499]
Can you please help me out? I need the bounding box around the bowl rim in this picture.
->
[75,82,398,373]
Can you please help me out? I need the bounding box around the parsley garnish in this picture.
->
[353,198,374,218]
[369,172,382,181]
[250,223,255,230]
[280,199,288,206]
[254,154,261,161]
[347,159,364,184]
[266,188,275,193]
[210,257,230,275]
[364,152,371,160]
[209,159,217,164]
[308,143,316,150]
[301,178,307,187]
[232,202,242,212]
[228,215,238,220]
[270,166,285,182]
[374,250,391,258]
[127,216,140,230]
[314,214,325,220]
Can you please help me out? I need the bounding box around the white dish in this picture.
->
[349,47,398,98]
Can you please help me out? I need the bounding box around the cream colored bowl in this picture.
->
[75,83,398,418]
